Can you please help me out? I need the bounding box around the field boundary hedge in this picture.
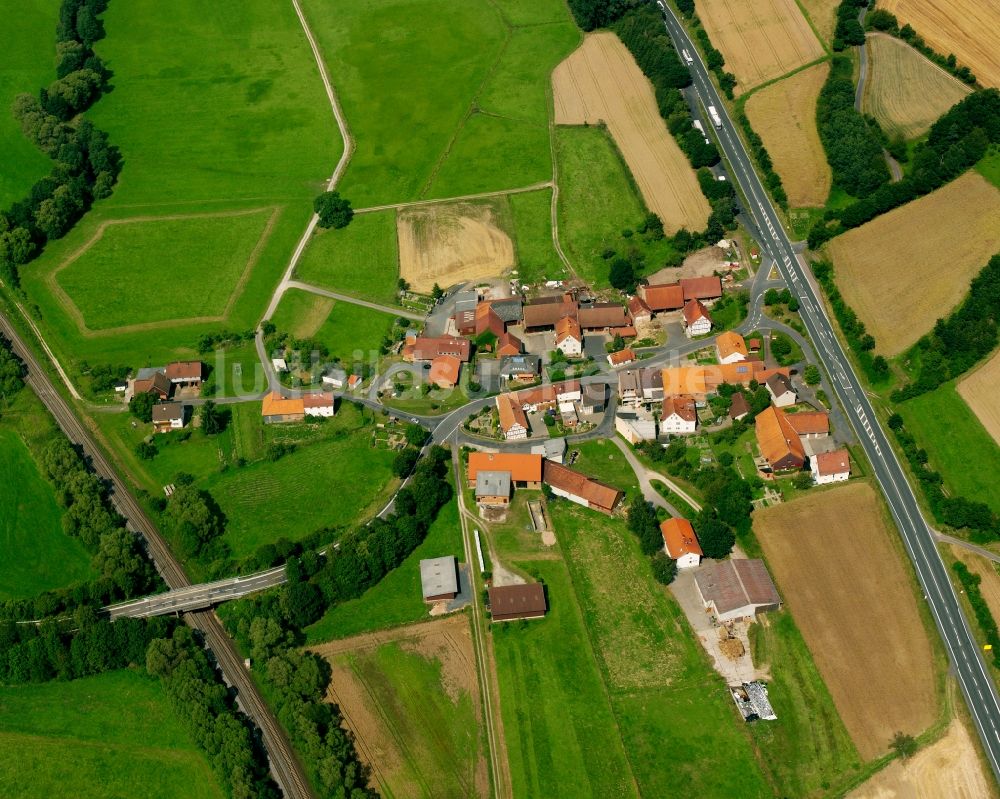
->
[952,562,1000,667]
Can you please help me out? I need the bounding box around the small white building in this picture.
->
[322,369,346,389]
[661,395,697,435]
[660,518,702,569]
[152,402,184,433]
[271,349,288,373]
[303,392,336,418]
[554,317,583,357]
[682,299,712,338]
[765,373,796,408]
[811,449,850,485]
[615,409,658,443]
[715,331,748,365]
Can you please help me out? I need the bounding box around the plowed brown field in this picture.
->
[745,62,831,206]
[863,33,971,140]
[957,351,1000,448]
[826,172,1000,355]
[754,483,938,759]
[878,0,1000,89]
[552,32,709,233]
[697,0,825,92]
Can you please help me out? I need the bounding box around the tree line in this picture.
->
[0,334,27,403]
[565,0,644,31]
[810,89,1000,247]
[952,562,1000,668]
[832,0,867,51]
[866,9,977,85]
[1,0,120,288]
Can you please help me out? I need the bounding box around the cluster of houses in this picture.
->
[402,333,470,389]
[494,379,605,440]
[754,404,851,483]
[467,451,624,516]
[631,276,724,338]
[129,361,204,433]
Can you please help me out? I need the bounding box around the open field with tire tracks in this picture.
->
[696,0,825,93]
[754,482,939,759]
[826,172,1000,356]
[862,33,971,140]
[553,32,709,233]
[744,61,831,206]
[878,0,1000,88]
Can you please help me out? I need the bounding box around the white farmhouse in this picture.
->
[811,449,851,485]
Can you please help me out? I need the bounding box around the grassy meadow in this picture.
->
[19,0,338,380]
[0,670,224,799]
[509,189,565,285]
[0,0,57,209]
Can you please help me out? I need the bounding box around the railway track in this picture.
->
[0,311,315,799]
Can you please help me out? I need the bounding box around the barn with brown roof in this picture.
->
[638,282,685,312]
[542,460,623,515]
[522,295,576,330]
[755,405,806,471]
[467,452,543,487]
[680,276,723,302]
[489,583,547,622]
[578,303,629,331]
[694,559,781,622]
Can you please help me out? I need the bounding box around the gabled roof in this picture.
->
[662,367,710,397]
[618,369,642,395]
[496,394,529,435]
[165,361,202,380]
[682,298,711,325]
[514,380,581,408]
[261,392,304,417]
[475,302,506,337]
[497,330,522,355]
[407,335,471,362]
[813,448,850,476]
[151,402,183,423]
[729,392,750,419]
[500,355,540,376]
[641,282,684,311]
[542,460,623,511]
[628,295,652,317]
[578,303,629,329]
[608,348,636,366]
[476,470,511,498]
[661,518,702,559]
[765,373,794,397]
[680,275,723,300]
[135,371,172,397]
[429,354,461,387]
[555,315,582,343]
[695,559,780,615]
[468,452,542,483]
[786,411,829,435]
[755,405,805,467]
[419,556,458,598]
[489,298,523,324]
[716,331,748,360]
[662,394,697,422]
[523,295,576,328]
[489,583,546,616]
[302,391,334,408]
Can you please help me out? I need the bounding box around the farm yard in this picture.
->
[754,482,940,759]
[825,172,1000,355]
[397,201,516,293]
[862,33,971,140]
[878,0,1000,89]
[847,719,994,799]
[311,616,488,799]
[553,32,710,233]
[695,0,825,92]
[0,0,57,209]
[744,62,831,207]
[958,350,1000,448]
[0,670,224,799]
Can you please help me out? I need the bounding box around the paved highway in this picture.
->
[659,5,1000,780]
[0,312,316,799]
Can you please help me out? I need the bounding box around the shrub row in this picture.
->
[867,10,977,85]
[832,0,868,51]
[952,562,1000,667]
[734,109,788,209]
[1,0,121,288]
[0,334,27,401]
[565,0,644,31]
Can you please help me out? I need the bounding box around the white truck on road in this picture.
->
[707,105,723,129]
[681,48,694,65]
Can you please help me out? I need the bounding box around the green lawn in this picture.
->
[555,126,679,287]
[19,0,337,379]
[0,0,57,209]
[56,210,274,330]
[492,559,639,798]
[306,493,462,642]
[0,669,224,799]
[567,438,641,499]
[898,381,1000,516]
[975,148,1000,191]
[294,211,400,306]
[0,394,95,600]
[509,189,566,285]
[489,492,552,561]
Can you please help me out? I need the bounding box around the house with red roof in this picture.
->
[660,518,702,568]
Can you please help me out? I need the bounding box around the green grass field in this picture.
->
[555,126,679,288]
[294,211,400,306]
[899,381,1000,516]
[0,391,95,599]
[56,209,274,330]
[976,148,1000,190]
[0,669,224,799]
[306,493,462,642]
[19,0,338,378]
[509,189,566,285]
[567,438,641,499]
[492,559,639,798]
[0,0,57,209]
[270,289,398,369]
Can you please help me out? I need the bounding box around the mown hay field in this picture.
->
[754,482,938,759]
[798,0,840,46]
[311,616,488,799]
[745,62,831,206]
[696,0,825,92]
[826,172,1000,355]
[878,0,1000,89]
[553,32,709,233]
[958,350,1000,448]
[862,33,971,140]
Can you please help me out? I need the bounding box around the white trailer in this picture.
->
[693,119,705,134]
[681,49,694,65]
[707,105,723,129]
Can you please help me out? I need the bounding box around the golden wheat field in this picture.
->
[863,33,971,139]
[957,351,1000,448]
[798,0,840,45]
[745,62,831,206]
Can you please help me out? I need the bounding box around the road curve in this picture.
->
[660,5,1000,783]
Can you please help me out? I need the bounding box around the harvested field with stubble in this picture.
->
[745,62,831,206]
[957,351,1000,448]
[754,482,938,759]
[879,0,1000,89]
[847,719,993,799]
[552,32,709,233]
[310,616,488,799]
[397,201,514,292]
[863,33,971,140]
[799,0,840,45]
[827,172,1000,355]
[951,546,1000,625]
[696,0,825,92]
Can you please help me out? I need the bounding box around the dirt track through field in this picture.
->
[755,482,938,759]
[397,201,514,293]
[862,33,971,140]
[697,0,825,92]
[745,62,831,206]
[827,172,1000,356]
[552,32,709,233]
[957,349,1000,448]
[879,0,1000,89]
[847,719,993,799]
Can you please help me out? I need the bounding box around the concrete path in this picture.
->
[285,280,423,320]
[937,532,1000,565]
[611,436,702,514]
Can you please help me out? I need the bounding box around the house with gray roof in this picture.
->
[475,471,512,506]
